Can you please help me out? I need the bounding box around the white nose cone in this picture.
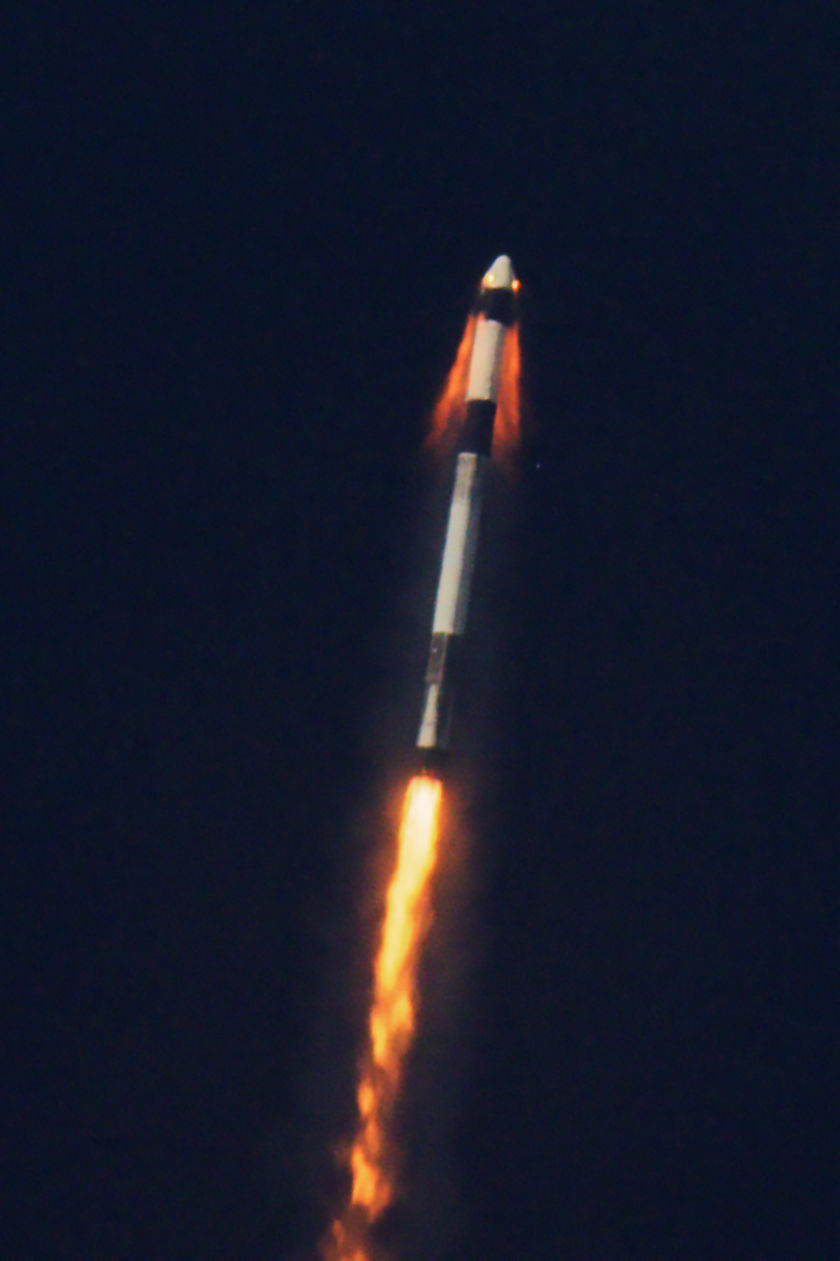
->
[482,255,516,290]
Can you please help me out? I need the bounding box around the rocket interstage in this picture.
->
[417,255,518,767]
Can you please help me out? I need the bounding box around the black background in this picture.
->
[8,6,837,1258]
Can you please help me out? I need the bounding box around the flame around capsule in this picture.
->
[427,315,476,450]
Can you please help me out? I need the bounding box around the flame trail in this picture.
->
[327,775,443,1261]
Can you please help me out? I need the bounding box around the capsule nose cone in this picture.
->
[482,255,516,290]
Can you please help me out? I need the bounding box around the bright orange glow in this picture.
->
[426,314,476,449]
[493,321,522,463]
[326,775,443,1261]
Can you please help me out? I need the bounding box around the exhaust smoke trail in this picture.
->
[327,775,443,1261]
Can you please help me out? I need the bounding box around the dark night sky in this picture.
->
[7,6,837,1259]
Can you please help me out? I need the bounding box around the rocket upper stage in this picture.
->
[473,254,518,330]
[460,254,518,457]
[416,255,518,766]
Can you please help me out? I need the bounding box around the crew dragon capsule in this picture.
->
[417,255,518,768]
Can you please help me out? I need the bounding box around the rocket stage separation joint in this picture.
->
[416,255,518,771]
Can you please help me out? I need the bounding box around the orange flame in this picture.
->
[426,315,476,450]
[493,320,521,463]
[327,775,443,1261]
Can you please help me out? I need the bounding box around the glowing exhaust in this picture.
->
[327,775,443,1260]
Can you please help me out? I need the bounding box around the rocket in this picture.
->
[417,255,518,768]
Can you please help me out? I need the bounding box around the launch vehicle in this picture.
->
[416,255,518,767]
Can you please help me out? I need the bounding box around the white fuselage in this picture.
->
[416,255,517,760]
[431,453,483,635]
[466,316,506,402]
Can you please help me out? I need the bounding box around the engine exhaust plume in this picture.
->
[326,774,443,1261]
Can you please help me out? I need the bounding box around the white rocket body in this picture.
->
[417,255,517,764]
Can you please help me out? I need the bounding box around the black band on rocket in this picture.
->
[459,399,497,456]
[474,286,516,326]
